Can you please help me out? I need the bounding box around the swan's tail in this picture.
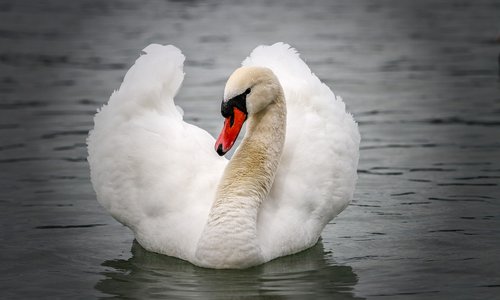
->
[104,44,185,120]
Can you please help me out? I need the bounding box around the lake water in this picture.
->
[1,0,499,299]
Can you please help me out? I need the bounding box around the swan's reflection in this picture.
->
[96,240,362,299]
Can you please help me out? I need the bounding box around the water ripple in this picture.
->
[41,130,89,140]
[0,143,25,151]
[0,53,127,70]
[36,224,107,229]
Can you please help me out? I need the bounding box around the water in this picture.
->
[1,0,499,298]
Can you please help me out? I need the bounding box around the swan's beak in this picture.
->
[215,107,247,156]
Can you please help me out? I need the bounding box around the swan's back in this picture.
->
[244,43,360,260]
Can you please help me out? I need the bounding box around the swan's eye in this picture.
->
[245,88,251,95]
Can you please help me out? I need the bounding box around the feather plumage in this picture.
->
[87,43,360,268]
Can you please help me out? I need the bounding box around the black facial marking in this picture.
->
[221,90,248,118]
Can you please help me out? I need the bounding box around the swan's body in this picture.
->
[88,43,360,269]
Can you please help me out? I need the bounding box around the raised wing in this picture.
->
[243,43,360,259]
[87,44,226,260]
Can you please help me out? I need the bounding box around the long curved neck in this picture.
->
[219,95,286,202]
[195,91,286,268]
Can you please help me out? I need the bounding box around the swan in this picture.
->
[87,43,360,269]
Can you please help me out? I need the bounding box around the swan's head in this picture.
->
[215,66,281,156]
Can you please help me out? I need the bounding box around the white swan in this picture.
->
[87,43,360,269]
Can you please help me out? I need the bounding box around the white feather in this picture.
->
[87,43,360,268]
[244,43,360,260]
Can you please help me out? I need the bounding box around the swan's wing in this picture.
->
[243,43,360,259]
[87,44,226,261]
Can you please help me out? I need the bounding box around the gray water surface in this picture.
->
[1,0,499,299]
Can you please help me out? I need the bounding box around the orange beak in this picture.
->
[215,107,247,156]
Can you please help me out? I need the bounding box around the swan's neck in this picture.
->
[195,92,286,268]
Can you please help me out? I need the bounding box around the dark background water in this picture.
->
[1,0,499,299]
